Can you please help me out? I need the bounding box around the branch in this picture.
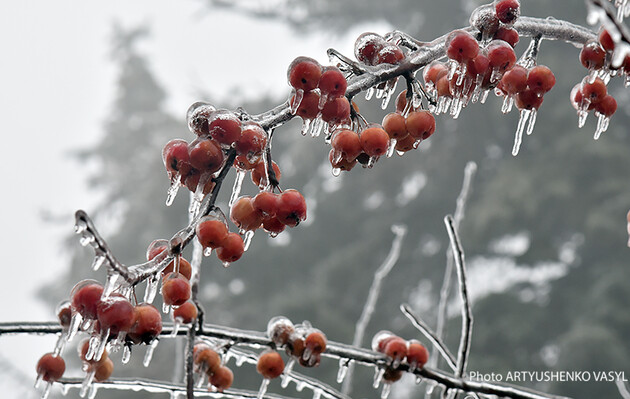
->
[618,379,630,399]
[444,215,473,378]
[7,322,570,399]
[434,162,477,369]
[342,225,407,395]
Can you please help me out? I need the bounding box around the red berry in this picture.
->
[216,233,245,263]
[252,161,282,188]
[395,90,409,113]
[377,44,405,64]
[79,339,108,365]
[321,96,351,124]
[57,301,72,329]
[173,301,198,324]
[146,239,168,261]
[595,94,617,117]
[355,32,386,65]
[360,126,390,157]
[262,216,287,235]
[276,189,307,227]
[92,357,114,382]
[582,77,608,104]
[267,316,295,346]
[162,272,191,306]
[423,61,448,86]
[515,89,543,110]
[197,217,229,249]
[580,41,606,70]
[194,344,221,375]
[406,340,430,368]
[395,134,417,153]
[235,155,261,171]
[96,296,135,335]
[382,112,408,139]
[162,257,193,280]
[446,31,479,62]
[257,350,285,379]
[466,53,491,78]
[599,29,615,52]
[208,110,242,145]
[186,102,215,136]
[71,280,104,320]
[499,64,528,94]
[163,139,192,179]
[383,337,407,364]
[570,84,585,110]
[495,26,519,47]
[436,75,452,97]
[37,353,65,382]
[383,368,403,382]
[304,330,327,355]
[252,191,279,218]
[235,122,267,158]
[406,111,436,141]
[494,0,520,25]
[287,334,305,358]
[291,90,320,120]
[210,366,234,391]
[331,129,362,161]
[231,196,263,231]
[188,138,224,173]
[487,40,516,73]
[128,303,163,344]
[318,66,347,97]
[527,65,555,94]
[288,57,322,91]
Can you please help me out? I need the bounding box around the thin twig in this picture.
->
[617,379,630,399]
[434,162,477,370]
[444,215,473,378]
[341,224,407,395]
[399,303,457,372]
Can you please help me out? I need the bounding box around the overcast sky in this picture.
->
[0,1,391,395]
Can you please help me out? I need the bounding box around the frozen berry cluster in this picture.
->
[193,342,234,391]
[372,330,430,384]
[267,316,327,368]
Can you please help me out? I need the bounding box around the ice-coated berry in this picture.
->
[37,353,66,382]
[494,0,520,25]
[197,217,229,249]
[71,280,104,320]
[128,303,163,344]
[276,189,307,228]
[257,350,285,379]
[288,57,322,91]
[97,296,135,335]
[208,110,242,145]
[216,233,245,263]
[406,111,436,141]
[360,126,390,157]
[446,30,479,62]
[162,272,191,306]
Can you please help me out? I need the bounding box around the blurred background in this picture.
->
[0,0,629,398]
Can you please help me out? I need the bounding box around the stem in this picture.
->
[342,225,407,395]
[444,215,473,378]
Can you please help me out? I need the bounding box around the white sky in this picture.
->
[0,1,390,394]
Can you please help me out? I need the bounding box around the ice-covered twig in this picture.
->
[399,303,457,372]
[341,224,407,395]
[74,210,127,278]
[617,379,630,399]
[443,215,472,378]
[3,322,569,399]
[434,162,477,370]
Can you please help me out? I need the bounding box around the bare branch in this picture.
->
[617,379,630,399]
[444,215,473,378]
[399,303,457,372]
[342,224,407,395]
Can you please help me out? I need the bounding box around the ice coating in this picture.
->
[186,102,216,136]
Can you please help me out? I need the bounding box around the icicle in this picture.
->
[280,358,295,388]
[310,117,325,138]
[80,370,96,398]
[290,89,304,115]
[312,389,322,399]
[381,383,392,399]
[367,156,378,169]
[166,176,181,206]
[41,382,53,399]
[447,61,458,80]
[512,109,531,156]
[456,65,467,86]
[331,167,341,177]
[587,69,598,84]
[87,385,98,399]
[91,254,106,271]
[594,114,610,139]
[526,109,537,136]
[243,230,255,251]
[144,274,160,304]
[196,373,207,389]
[122,344,132,364]
[336,359,349,383]
[624,73,630,87]
[162,303,171,314]
[425,381,437,395]
[229,170,246,208]
[203,246,212,257]
[257,378,270,399]
[373,367,385,388]
[490,67,501,84]
[386,139,396,158]
[109,331,126,354]
[578,110,589,128]
[480,89,490,104]
[143,339,159,367]
[318,93,328,110]
[375,87,385,99]
[300,119,312,136]
[381,79,398,110]
[102,274,120,299]
[450,97,464,119]
[501,96,514,114]
[67,313,82,342]
[415,375,423,385]
[235,353,247,367]
[222,261,231,268]
[80,235,95,247]
[365,87,375,101]
[61,384,70,395]
[34,373,43,389]
[295,381,306,392]
[53,333,67,357]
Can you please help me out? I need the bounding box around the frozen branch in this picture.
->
[617,379,630,399]
[434,162,477,369]
[341,224,407,395]
[444,215,472,378]
[399,303,457,372]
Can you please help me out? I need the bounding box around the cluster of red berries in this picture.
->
[267,316,327,368]
[147,240,197,313]
[580,28,630,77]
[163,102,268,197]
[354,32,405,67]
[329,125,391,172]
[78,338,114,383]
[470,0,521,45]
[193,342,234,392]
[497,64,556,112]
[571,77,617,132]
[232,189,307,233]
[372,330,430,381]
[287,57,350,135]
